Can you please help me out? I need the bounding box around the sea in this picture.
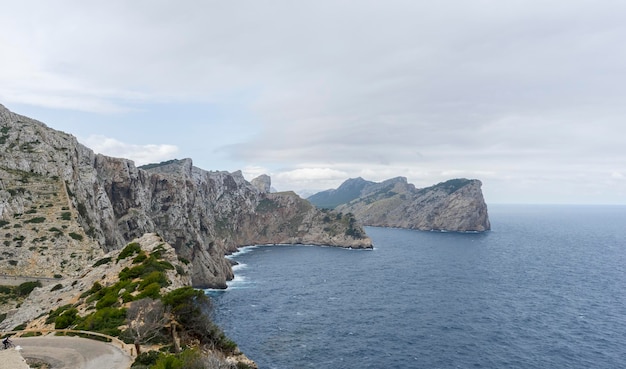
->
[209,205,626,369]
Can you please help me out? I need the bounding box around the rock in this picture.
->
[0,104,372,289]
[250,174,271,193]
[311,177,491,232]
[0,233,191,331]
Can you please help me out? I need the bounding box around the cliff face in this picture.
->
[314,178,490,232]
[0,104,372,288]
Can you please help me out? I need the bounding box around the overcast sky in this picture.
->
[1,1,625,204]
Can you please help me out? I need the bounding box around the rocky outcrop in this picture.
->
[250,174,271,193]
[311,177,490,232]
[0,233,190,331]
[0,104,372,289]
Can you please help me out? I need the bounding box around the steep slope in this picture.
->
[0,104,372,289]
[312,178,490,232]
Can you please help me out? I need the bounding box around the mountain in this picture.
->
[308,177,491,232]
[0,104,372,289]
[306,177,375,208]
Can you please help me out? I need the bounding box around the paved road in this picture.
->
[12,336,132,369]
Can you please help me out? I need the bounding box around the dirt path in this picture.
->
[12,336,132,369]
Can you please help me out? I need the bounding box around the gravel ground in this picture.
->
[13,336,132,369]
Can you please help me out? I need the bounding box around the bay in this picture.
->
[211,205,626,368]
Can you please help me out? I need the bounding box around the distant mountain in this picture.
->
[306,177,375,209]
[308,177,490,232]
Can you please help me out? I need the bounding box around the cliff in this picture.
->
[0,104,372,289]
[310,177,491,232]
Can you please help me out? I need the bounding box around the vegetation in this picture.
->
[68,232,83,241]
[24,217,46,224]
[33,241,244,368]
[118,242,142,261]
[255,198,280,213]
[0,281,42,305]
[92,257,112,267]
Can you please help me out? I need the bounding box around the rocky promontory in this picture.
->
[309,177,491,232]
[0,104,372,289]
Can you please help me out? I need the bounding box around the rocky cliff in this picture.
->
[311,177,491,232]
[0,104,372,288]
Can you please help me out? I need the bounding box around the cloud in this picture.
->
[1,1,626,203]
[81,135,179,166]
[273,168,349,191]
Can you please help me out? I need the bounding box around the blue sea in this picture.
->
[210,205,626,369]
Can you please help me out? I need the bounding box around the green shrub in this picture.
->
[139,271,168,290]
[24,217,46,224]
[51,284,63,291]
[132,351,161,367]
[55,308,79,329]
[136,282,161,299]
[48,227,63,235]
[117,242,141,261]
[92,257,112,267]
[60,212,71,220]
[119,265,145,281]
[95,291,119,310]
[69,232,83,241]
[0,286,12,294]
[0,220,9,227]
[132,252,147,264]
[16,281,42,296]
[76,307,127,336]
[152,354,184,369]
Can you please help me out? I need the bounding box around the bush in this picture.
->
[93,257,112,267]
[76,307,127,336]
[132,351,161,368]
[139,271,168,290]
[136,282,161,299]
[55,308,79,329]
[16,281,42,296]
[95,291,119,310]
[132,252,148,264]
[69,232,83,241]
[24,217,46,223]
[118,242,142,261]
[51,284,63,291]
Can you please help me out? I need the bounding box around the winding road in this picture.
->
[12,336,132,369]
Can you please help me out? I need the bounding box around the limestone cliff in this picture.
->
[0,104,372,288]
[312,177,490,232]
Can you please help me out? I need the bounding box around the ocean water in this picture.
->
[210,205,626,368]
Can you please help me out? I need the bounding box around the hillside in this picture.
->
[309,177,491,232]
[0,104,372,289]
[0,234,256,368]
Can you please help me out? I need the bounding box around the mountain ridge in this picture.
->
[0,104,372,289]
[308,177,490,232]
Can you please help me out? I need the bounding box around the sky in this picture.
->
[1,1,625,204]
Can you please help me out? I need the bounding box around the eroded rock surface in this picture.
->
[0,104,372,288]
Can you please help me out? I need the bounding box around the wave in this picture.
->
[227,245,260,259]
